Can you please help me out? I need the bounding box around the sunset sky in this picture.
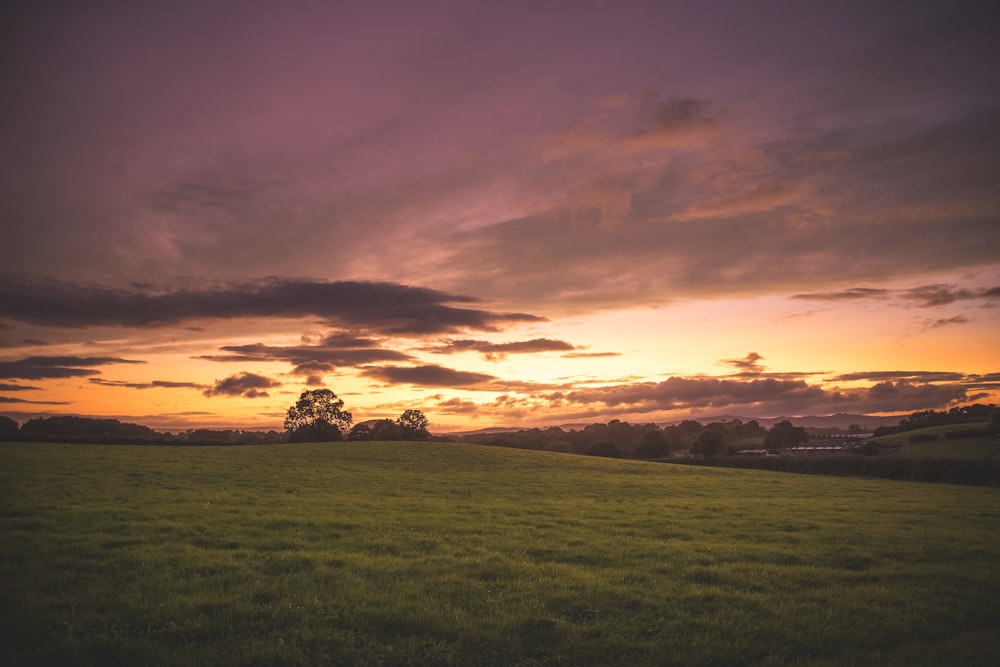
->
[2,0,998,433]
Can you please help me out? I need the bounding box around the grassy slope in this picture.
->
[1,441,998,666]
[873,422,1000,458]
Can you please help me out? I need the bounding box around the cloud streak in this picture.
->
[427,338,577,360]
[361,365,497,387]
[0,276,543,334]
[0,356,144,380]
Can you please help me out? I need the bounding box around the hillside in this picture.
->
[872,422,1000,459]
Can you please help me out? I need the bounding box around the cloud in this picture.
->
[203,372,281,398]
[0,356,144,379]
[721,352,766,375]
[428,337,577,360]
[791,287,889,302]
[902,285,997,307]
[0,396,70,405]
[362,103,1000,314]
[559,376,824,411]
[862,379,972,412]
[289,360,337,386]
[531,373,976,418]
[830,370,967,383]
[361,364,497,387]
[561,351,621,359]
[0,382,41,391]
[88,378,204,390]
[793,283,1000,309]
[0,276,544,334]
[200,338,412,368]
[921,315,970,330]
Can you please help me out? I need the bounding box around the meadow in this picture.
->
[874,423,1000,459]
[1,441,998,666]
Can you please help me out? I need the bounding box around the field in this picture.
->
[873,423,1000,459]
[2,441,999,666]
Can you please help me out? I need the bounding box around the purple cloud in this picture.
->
[203,372,281,398]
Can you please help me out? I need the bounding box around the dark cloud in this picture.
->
[792,288,889,302]
[361,365,497,387]
[0,382,40,391]
[201,340,411,367]
[289,360,337,386]
[428,338,576,360]
[902,285,995,307]
[387,106,1000,311]
[88,378,204,390]
[830,371,967,383]
[559,376,823,411]
[921,315,970,330]
[862,380,971,412]
[536,374,974,417]
[203,372,281,398]
[636,95,716,139]
[793,284,1000,309]
[721,352,765,374]
[0,338,50,349]
[0,396,70,405]
[0,356,143,379]
[561,351,621,359]
[291,361,336,375]
[0,276,543,334]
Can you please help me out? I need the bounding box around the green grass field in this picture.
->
[2,441,998,666]
[873,423,1000,459]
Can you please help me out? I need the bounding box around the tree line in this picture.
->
[0,389,430,445]
[872,404,999,437]
[458,417,810,461]
[0,415,287,445]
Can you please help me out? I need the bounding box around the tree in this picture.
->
[585,440,625,458]
[763,420,808,452]
[691,425,727,462]
[635,429,670,459]
[396,409,430,440]
[370,419,404,441]
[990,408,1000,436]
[347,423,372,441]
[0,416,18,435]
[284,389,353,443]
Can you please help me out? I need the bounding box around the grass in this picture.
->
[2,441,999,666]
[872,423,1000,459]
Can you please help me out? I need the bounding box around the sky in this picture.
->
[2,0,998,433]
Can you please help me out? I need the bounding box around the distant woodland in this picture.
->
[2,405,996,453]
[2,404,998,486]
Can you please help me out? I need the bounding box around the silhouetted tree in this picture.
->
[763,420,808,451]
[284,389,352,443]
[586,440,625,458]
[635,429,670,459]
[0,416,18,435]
[370,419,404,440]
[396,409,430,440]
[691,425,727,462]
[18,416,158,442]
[347,423,372,441]
[674,420,704,437]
